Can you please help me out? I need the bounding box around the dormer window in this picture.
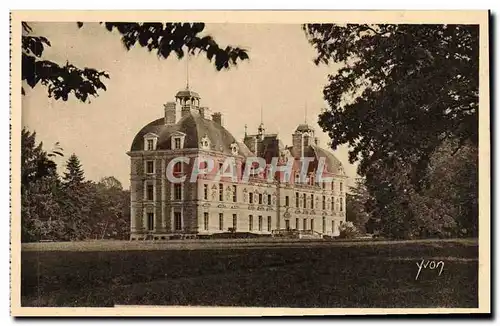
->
[143,132,158,151]
[230,142,239,156]
[170,131,186,150]
[200,135,211,150]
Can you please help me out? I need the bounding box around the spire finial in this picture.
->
[244,124,248,137]
[304,102,308,124]
[186,52,190,89]
[260,104,263,125]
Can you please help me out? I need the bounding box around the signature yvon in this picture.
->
[415,259,444,280]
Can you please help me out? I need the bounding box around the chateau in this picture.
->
[128,86,347,240]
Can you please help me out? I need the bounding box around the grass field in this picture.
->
[20,239,478,308]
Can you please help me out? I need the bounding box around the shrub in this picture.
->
[338,221,360,239]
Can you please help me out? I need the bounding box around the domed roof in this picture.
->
[289,143,344,174]
[295,123,315,133]
[175,88,200,99]
[130,111,253,156]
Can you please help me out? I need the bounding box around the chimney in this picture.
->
[212,112,222,125]
[164,102,176,125]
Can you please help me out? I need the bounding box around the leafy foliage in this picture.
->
[22,22,249,102]
[304,24,479,239]
[99,22,249,71]
[21,129,130,242]
[337,221,360,239]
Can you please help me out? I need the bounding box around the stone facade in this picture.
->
[128,87,347,240]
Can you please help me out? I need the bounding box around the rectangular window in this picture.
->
[203,184,208,200]
[310,219,314,231]
[322,217,326,233]
[232,185,237,202]
[204,212,209,231]
[322,196,326,210]
[340,199,343,212]
[174,137,181,149]
[303,218,307,230]
[267,216,271,231]
[219,213,224,231]
[267,194,272,205]
[258,216,263,231]
[331,197,334,211]
[295,218,299,230]
[233,214,237,230]
[331,181,335,191]
[219,183,223,201]
[285,219,290,230]
[249,192,254,204]
[146,184,154,201]
[249,215,253,231]
[303,194,306,208]
[340,182,343,192]
[147,212,154,231]
[285,196,289,207]
[174,184,182,200]
[174,212,182,231]
[147,139,154,151]
[332,220,336,233]
[258,193,263,205]
[146,161,154,174]
[295,192,299,208]
[311,194,314,209]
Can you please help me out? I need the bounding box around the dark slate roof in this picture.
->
[289,144,344,174]
[175,89,200,99]
[130,111,253,156]
[295,123,315,133]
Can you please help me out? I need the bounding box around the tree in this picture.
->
[303,24,479,239]
[63,154,85,185]
[303,24,478,184]
[22,22,249,103]
[346,179,372,234]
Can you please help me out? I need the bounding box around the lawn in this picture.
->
[20,239,478,308]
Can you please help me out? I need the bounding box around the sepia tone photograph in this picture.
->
[10,10,490,316]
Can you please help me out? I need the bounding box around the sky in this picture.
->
[22,22,358,188]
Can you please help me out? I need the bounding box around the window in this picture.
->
[295,218,299,230]
[258,193,263,205]
[331,181,335,191]
[249,192,254,204]
[340,182,343,192]
[258,216,263,231]
[146,184,154,201]
[303,194,306,208]
[249,215,253,231]
[219,183,223,201]
[173,161,182,174]
[322,217,326,233]
[285,219,290,230]
[332,220,336,233]
[174,137,181,149]
[267,216,271,231]
[311,194,314,209]
[285,196,289,207]
[146,139,154,151]
[340,199,343,212]
[147,212,154,231]
[173,184,182,200]
[310,219,314,231]
[146,161,154,174]
[331,197,334,211]
[174,212,182,231]
[268,194,272,205]
[233,214,237,230]
[219,213,224,230]
[232,185,237,202]
[204,212,209,230]
[322,196,326,210]
[295,192,299,208]
[203,184,208,200]
[303,218,307,230]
